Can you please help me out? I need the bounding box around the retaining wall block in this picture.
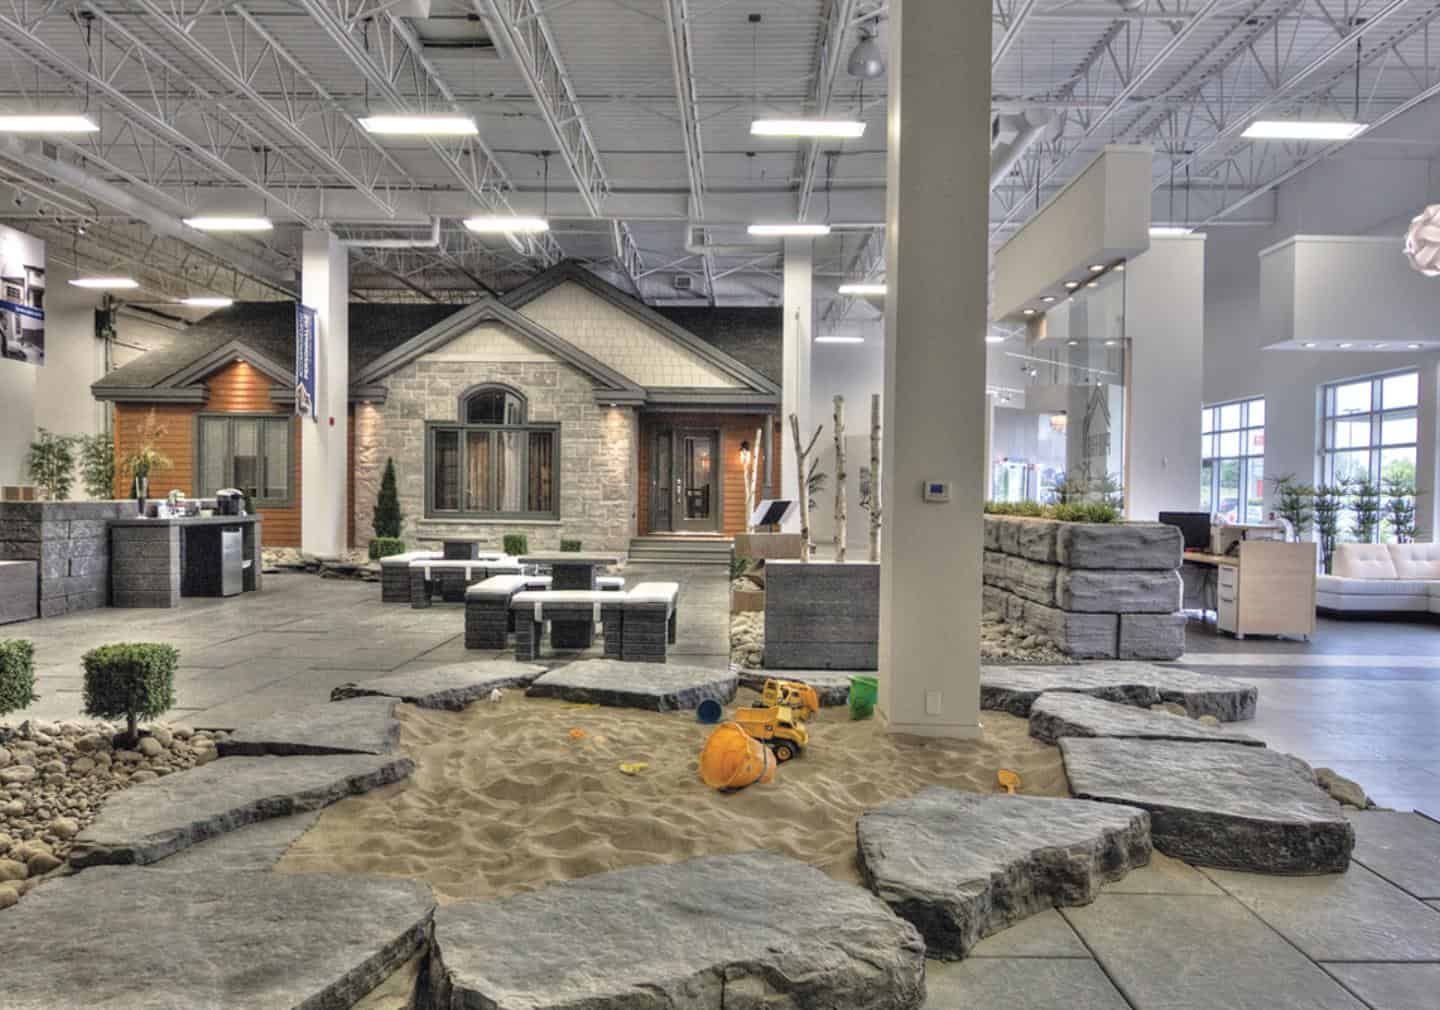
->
[1056,569,1183,614]
[1055,523,1183,571]
[1118,613,1187,661]
[1004,555,1059,607]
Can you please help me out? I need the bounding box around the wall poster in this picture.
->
[0,224,45,367]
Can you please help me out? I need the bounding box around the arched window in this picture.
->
[428,384,558,519]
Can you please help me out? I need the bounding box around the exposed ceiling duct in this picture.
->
[339,218,441,250]
[990,109,1057,190]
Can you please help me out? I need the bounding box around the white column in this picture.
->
[1417,360,1439,542]
[781,237,814,531]
[300,230,350,557]
[879,0,990,738]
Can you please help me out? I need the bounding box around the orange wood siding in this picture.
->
[636,414,780,536]
[111,361,304,548]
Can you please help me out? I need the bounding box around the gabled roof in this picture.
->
[353,298,647,405]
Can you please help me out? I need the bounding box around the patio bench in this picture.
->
[598,575,625,591]
[464,573,553,649]
[510,590,625,660]
[379,550,442,603]
[410,558,523,607]
[621,582,680,663]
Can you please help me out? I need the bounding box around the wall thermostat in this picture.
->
[923,480,951,503]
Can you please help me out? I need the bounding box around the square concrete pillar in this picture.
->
[301,230,350,558]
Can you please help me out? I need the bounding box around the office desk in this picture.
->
[1183,541,1316,640]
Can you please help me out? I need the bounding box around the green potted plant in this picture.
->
[1348,477,1383,544]
[1271,474,1313,541]
[82,643,179,748]
[77,433,116,500]
[1384,477,1418,543]
[1312,484,1346,574]
[120,409,172,510]
[0,640,37,741]
[25,429,78,501]
[370,457,404,559]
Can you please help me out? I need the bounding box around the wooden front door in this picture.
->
[649,426,721,533]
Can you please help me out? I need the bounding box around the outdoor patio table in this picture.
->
[519,552,623,648]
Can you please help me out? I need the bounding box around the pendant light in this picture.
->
[847,21,885,80]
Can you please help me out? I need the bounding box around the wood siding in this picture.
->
[112,362,303,547]
[637,414,781,536]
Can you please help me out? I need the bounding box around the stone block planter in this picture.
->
[734,532,806,561]
[0,502,133,617]
[983,516,1184,660]
[763,560,879,670]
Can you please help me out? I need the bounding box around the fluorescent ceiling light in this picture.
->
[69,276,138,289]
[463,215,550,234]
[1022,308,1036,316]
[1041,295,1057,303]
[815,335,864,344]
[1104,340,1118,347]
[1375,342,1389,349]
[0,114,98,133]
[1067,340,1079,346]
[358,114,478,136]
[1064,280,1081,289]
[985,335,1005,344]
[747,223,831,237]
[750,119,865,139]
[1302,342,1316,348]
[180,297,233,308]
[1339,342,1354,349]
[183,216,273,232]
[1242,120,1366,141]
[838,281,886,296]
[1409,343,1422,349]
[1149,226,1193,237]
[1088,264,1106,273]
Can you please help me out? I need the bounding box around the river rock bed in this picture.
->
[0,719,223,907]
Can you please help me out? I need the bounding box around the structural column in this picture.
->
[879,0,990,738]
[300,230,350,557]
[781,237,814,531]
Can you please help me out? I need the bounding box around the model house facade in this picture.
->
[93,263,781,551]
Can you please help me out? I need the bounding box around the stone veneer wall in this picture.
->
[352,359,637,553]
[0,501,134,617]
[982,516,1185,660]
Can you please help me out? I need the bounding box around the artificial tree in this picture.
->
[1348,477,1383,545]
[77,433,115,500]
[1384,477,1418,543]
[370,457,404,558]
[1271,474,1314,541]
[1312,483,1346,574]
[26,429,77,501]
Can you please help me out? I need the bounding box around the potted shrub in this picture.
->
[0,640,37,740]
[82,643,178,748]
[120,409,172,509]
[370,457,404,558]
[77,433,116,501]
[25,429,77,501]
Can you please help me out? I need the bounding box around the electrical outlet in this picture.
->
[925,690,942,716]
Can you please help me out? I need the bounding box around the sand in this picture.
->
[275,690,1068,904]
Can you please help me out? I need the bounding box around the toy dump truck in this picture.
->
[759,679,820,717]
[733,704,808,762]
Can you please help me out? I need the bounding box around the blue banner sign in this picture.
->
[295,304,317,419]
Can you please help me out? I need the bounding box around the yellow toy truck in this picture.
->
[759,679,820,718]
[733,704,809,762]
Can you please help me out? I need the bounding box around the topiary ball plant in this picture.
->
[0,640,37,735]
[503,533,529,556]
[368,536,406,560]
[82,643,178,747]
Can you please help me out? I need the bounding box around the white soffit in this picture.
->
[991,146,1154,322]
[1260,235,1440,346]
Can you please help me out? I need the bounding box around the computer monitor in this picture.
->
[1158,511,1212,552]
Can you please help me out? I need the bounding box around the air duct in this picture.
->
[339,217,441,249]
[990,108,1057,190]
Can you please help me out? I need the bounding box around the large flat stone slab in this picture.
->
[432,852,925,1010]
[982,662,1258,721]
[735,666,856,705]
[925,958,1131,1010]
[152,811,320,872]
[1348,810,1440,898]
[0,866,434,1010]
[1030,692,1264,746]
[330,659,547,710]
[1324,964,1440,1010]
[217,696,400,756]
[1064,893,1367,1010]
[1206,862,1440,961]
[1060,738,1354,874]
[526,658,738,712]
[70,753,414,867]
[856,787,1151,959]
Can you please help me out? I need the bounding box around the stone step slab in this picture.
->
[330,659,547,710]
[217,696,400,757]
[431,851,926,1010]
[981,662,1258,721]
[526,658,737,712]
[1060,737,1354,874]
[1029,692,1265,746]
[69,753,414,867]
[735,666,857,706]
[0,866,434,1010]
[856,787,1151,960]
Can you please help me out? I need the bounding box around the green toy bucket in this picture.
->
[849,675,879,721]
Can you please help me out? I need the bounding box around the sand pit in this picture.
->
[275,690,1067,903]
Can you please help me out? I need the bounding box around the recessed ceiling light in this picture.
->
[1339,342,1354,349]
[0,114,99,133]
[179,297,233,308]
[1408,343,1423,349]
[750,119,865,139]
[1064,280,1081,289]
[1088,264,1105,273]
[1242,120,1367,141]
[1114,264,1125,272]
[463,215,550,234]
[748,223,831,236]
[1104,340,1118,347]
[985,335,1005,344]
[838,281,886,296]
[1302,342,1316,348]
[183,216,273,232]
[1022,308,1036,316]
[1041,295,1057,303]
[69,276,138,289]
[1067,340,1079,346]
[358,114,478,136]
[1086,281,1099,288]
[1149,226,1193,237]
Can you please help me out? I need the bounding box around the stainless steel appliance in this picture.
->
[220,529,243,597]
[215,489,243,516]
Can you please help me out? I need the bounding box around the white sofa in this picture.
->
[1315,543,1440,617]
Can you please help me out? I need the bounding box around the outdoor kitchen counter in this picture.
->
[110,515,263,608]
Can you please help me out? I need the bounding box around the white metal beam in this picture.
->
[663,0,716,303]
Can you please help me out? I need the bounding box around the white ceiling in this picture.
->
[0,0,1436,308]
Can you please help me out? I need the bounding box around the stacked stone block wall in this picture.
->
[0,502,133,617]
[982,516,1184,660]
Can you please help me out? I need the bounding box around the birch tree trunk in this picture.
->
[833,395,847,562]
[748,426,762,529]
[869,393,882,563]
[742,435,756,532]
[789,413,821,562]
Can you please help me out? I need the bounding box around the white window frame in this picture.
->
[1320,370,1419,542]
[1201,397,1265,523]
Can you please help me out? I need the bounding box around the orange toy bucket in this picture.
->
[699,722,776,791]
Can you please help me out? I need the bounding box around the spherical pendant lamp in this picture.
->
[1403,204,1440,277]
